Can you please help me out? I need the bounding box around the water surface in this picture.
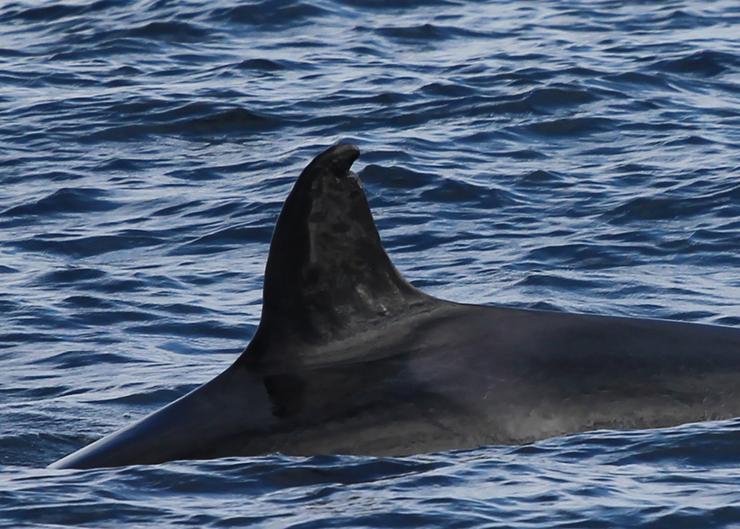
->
[1,0,739,527]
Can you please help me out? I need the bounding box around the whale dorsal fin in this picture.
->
[242,144,428,367]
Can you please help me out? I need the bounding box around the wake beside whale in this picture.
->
[51,144,740,470]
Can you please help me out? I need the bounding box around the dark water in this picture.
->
[1,0,739,527]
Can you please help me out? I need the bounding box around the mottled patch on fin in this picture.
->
[242,144,427,368]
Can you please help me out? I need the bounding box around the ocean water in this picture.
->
[1,0,739,527]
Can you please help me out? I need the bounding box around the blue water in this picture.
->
[1,0,739,526]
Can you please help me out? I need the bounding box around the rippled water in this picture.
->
[1,0,739,527]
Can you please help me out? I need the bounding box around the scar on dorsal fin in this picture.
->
[240,144,429,368]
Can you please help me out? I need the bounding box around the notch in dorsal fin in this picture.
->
[243,144,428,366]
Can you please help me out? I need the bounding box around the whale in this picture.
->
[51,144,740,469]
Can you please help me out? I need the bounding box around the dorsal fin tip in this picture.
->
[315,143,360,175]
[294,143,361,189]
[242,144,427,366]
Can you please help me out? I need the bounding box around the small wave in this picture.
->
[34,349,134,369]
[342,0,458,8]
[359,164,433,190]
[126,21,210,43]
[520,86,599,109]
[516,169,568,186]
[0,431,85,467]
[151,200,204,217]
[517,273,602,290]
[527,242,637,268]
[0,330,65,348]
[170,225,272,255]
[211,0,329,27]
[649,9,720,30]
[420,179,512,208]
[605,184,740,223]
[152,303,213,316]
[662,134,715,147]
[180,200,273,220]
[604,70,673,89]
[72,310,159,326]
[126,320,250,340]
[237,58,287,72]
[613,421,740,467]
[38,267,107,285]
[607,196,682,222]
[190,224,273,245]
[12,231,166,258]
[420,82,475,98]
[62,295,117,309]
[484,148,546,160]
[107,97,174,117]
[96,107,281,141]
[374,23,488,42]
[88,387,189,405]
[470,86,603,118]
[94,157,146,172]
[2,188,119,217]
[166,167,222,181]
[651,50,736,77]
[0,48,28,59]
[0,3,84,23]
[519,117,614,137]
